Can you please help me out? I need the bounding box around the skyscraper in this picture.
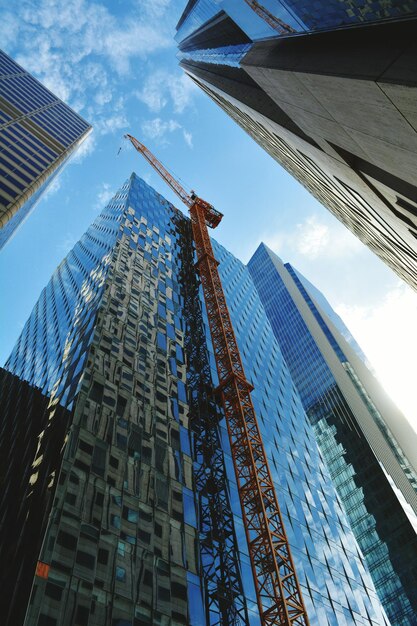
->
[248,243,417,625]
[0,173,389,626]
[0,49,92,249]
[175,3,417,291]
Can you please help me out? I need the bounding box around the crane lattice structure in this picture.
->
[176,215,249,625]
[124,133,310,626]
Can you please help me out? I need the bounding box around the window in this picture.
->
[157,332,166,351]
[123,506,138,523]
[115,566,126,582]
[76,550,95,569]
[172,581,187,600]
[57,530,77,551]
[45,582,63,601]
[98,549,108,565]
[37,615,57,626]
[79,439,93,455]
[111,515,121,529]
[109,456,119,469]
[75,605,89,626]
[90,381,104,403]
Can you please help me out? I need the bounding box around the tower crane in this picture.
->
[124,133,310,626]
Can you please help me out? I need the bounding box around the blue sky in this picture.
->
[1,0,416,431]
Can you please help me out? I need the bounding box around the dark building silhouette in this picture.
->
[0,368,71,625]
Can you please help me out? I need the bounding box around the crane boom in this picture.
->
[125,134,192,207]
[125,133,310,626]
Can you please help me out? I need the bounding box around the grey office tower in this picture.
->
[176,1,417,291]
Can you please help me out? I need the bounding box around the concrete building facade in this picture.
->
[176,2,417,290]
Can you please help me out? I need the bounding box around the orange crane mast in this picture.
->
[124,133,310,626]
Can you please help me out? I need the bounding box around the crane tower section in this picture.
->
[124,133,310,626]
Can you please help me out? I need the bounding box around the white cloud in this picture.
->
[6,0,173,119]
[136,71,198,114]
[16,38,73,102]
[140,171,153,185]
[140,118,193,148]
[95,183,115,211]
[183,129,193,148]
[71,132,96,163]
[262,214,363,261]
[257,212,406,338]
[139,0,172,19]
[336,283,417,432]
[17,0,171,74]
[101,24,170,75]
[43,176,62,200]
[95,91,112,106]
[136,79,168,113]
[259,232,284,258]
[0,12,22,50]
[141,117,181,141]
[294,215,329,258]
[95,114,129,135]
[171,73,198,114]
[56,232,78,255]
[2,0,183,189]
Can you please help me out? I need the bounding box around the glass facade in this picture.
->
[176,0,417,48]
[289,266,368,364]
[248,242,417,625]
[0,49,91,249]
[180,43,253,68]
[1,174,390,625]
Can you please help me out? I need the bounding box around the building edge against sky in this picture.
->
[0,49,92,250]
[0,172,390,626]
[248,243,417,624]
[175,2,417,292]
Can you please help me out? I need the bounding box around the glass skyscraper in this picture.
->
[176,2,417,292]
[0,49,92,249]
[248,243,417,625]
[0,173,389,626]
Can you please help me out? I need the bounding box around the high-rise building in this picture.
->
[248,243,417,625]
[0,173,389,626]
[0,49,92,250]
[175,3,417,291]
